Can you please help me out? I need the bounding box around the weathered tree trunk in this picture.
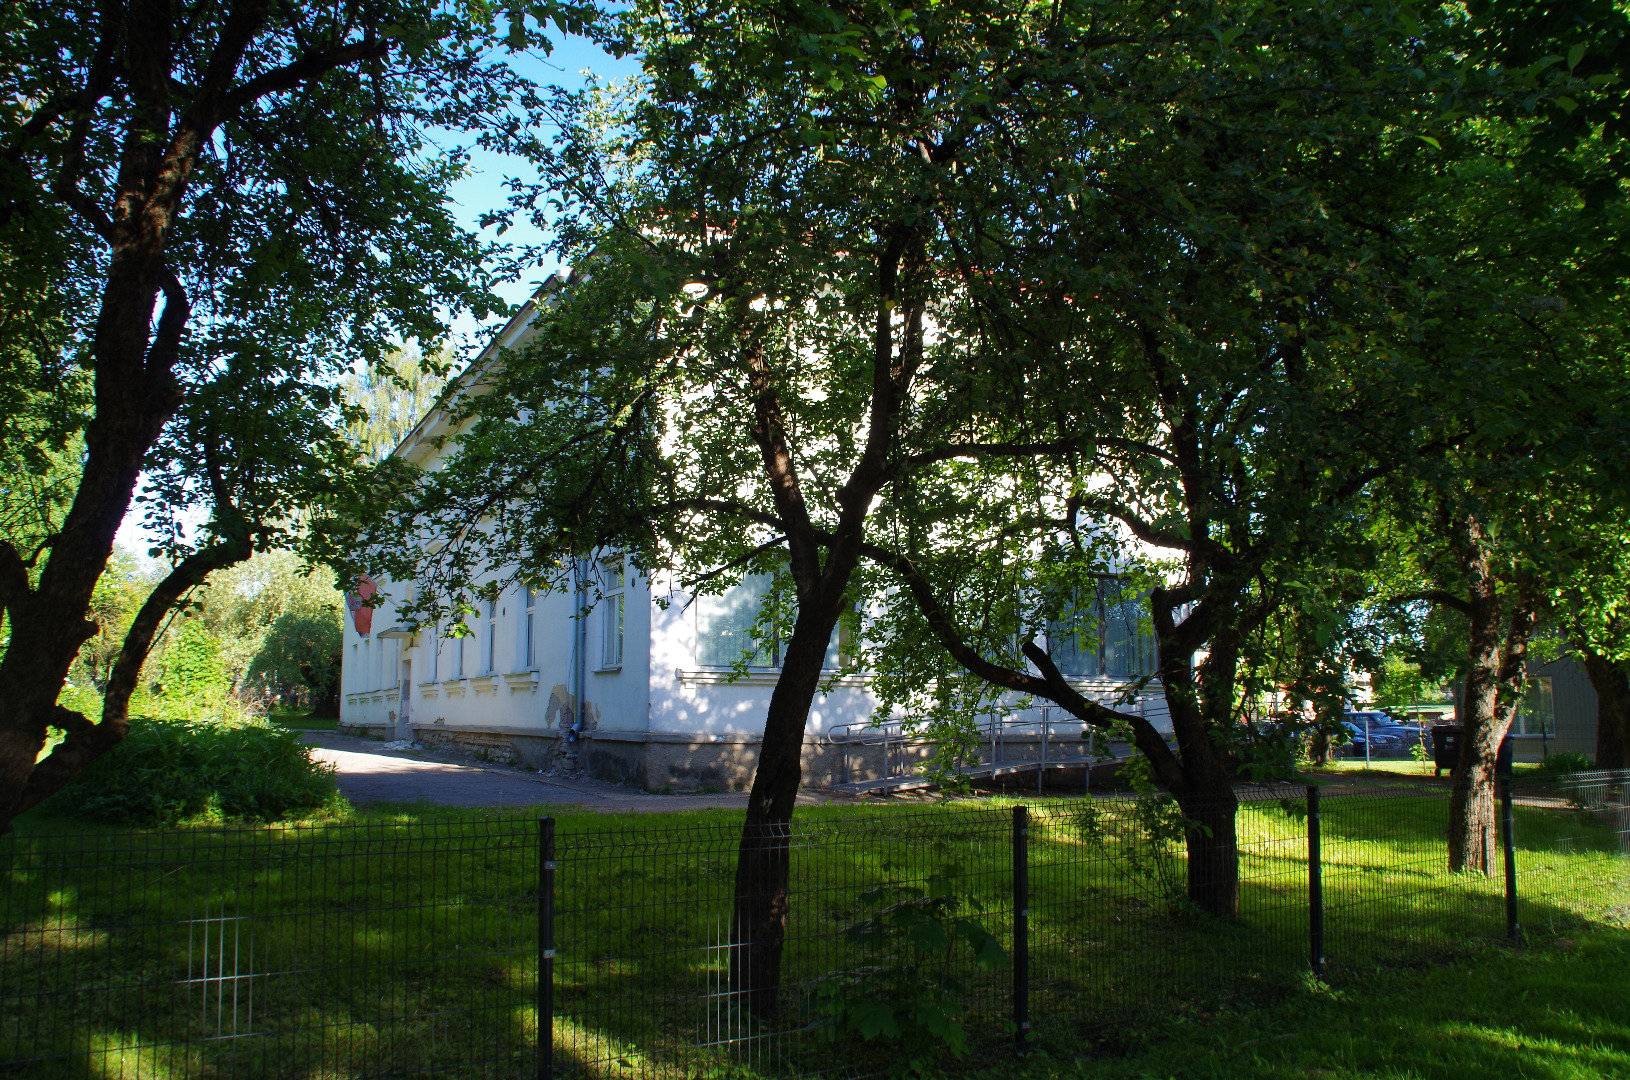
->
[1444,515,1531,873]
[1177,786,1241,914]
[726,234,921,1019]
[1581,648,1629,771]
[729,605,846,1019]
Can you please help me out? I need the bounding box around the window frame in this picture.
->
[598,560,625,671]
[522,585,537,671]
[484,598,497,674]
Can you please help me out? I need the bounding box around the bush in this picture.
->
[39,713,342,824]
[1532,751,1595,777]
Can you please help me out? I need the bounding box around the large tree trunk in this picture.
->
[1581,648,1629,771]
[1444,515,1531,873]
[1177,785,1241,914]
[729,609,840,1020]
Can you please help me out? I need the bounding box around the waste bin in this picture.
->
[1430,725,1512,777]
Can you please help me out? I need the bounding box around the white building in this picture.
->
[339,297,1170,791]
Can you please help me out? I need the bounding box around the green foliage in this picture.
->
[1071,795,1191,914]
[1534,752,1596,777]
[248,610,343,714]
[1371,653,1453,711]
[813,869,1006,1070]
[339,345,452,463]
[38,714,341,824]
[189,550,344,701]
[160,620,228,701]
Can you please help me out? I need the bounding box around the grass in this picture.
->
[1302,758,1557,776]
[1305,758,1440,777]
[981,928,1630,1080]
[265,708,338,730]
[1,787,1624,1079]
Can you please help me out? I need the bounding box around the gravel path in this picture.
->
[300,730,839,812]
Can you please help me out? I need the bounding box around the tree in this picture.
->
[325,0,1583,1015]
[340,345,452,463]
[249,609,343,717]
[160,618,229,700]
[0,0,592,831]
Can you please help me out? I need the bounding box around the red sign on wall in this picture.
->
[346,575,378,635]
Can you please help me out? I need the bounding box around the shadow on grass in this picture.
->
[1,794,1623,1078]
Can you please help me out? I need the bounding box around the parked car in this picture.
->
[1340,712,1424,757]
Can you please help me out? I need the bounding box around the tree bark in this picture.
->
[1176,787,1241,914]
[1444,515,1532,873]
[728,610,838,1019]
[1581,647,1629,771]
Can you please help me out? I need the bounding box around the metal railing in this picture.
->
[825,697,1168,793]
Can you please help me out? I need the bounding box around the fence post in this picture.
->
[1012,805,1030,1051]
[1307,786,1324,979]
[539,817,556,1080]
[1501,778,1520,941]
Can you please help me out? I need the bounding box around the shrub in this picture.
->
[161,619,229,699]
[813,869,1006,1071]
[39,713,342,824]
[1533,751,1595,777]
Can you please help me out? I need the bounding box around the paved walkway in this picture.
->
[300,730,839,811]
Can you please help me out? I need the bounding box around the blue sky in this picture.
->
[445,31,642,317]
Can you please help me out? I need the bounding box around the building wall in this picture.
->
[342,564,1171,790]
[1534,655,1598,759]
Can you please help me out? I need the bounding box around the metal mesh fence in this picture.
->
[1,772,1625,1079]
[1,820,538,1079]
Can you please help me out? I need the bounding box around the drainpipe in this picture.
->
[567,557,588,767]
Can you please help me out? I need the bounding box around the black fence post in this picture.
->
[1012,805,1030,1051]
[539,817,556,1080]
[1307,785,1324,979]
[1501,779,1520,942]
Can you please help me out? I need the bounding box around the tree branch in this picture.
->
[1386,590,1473,616]
[208,39,389,127]
[1076,494,1195,551]
[11,538,252,820]
[845,534,1188,787]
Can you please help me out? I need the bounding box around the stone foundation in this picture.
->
[394,723,1100,792]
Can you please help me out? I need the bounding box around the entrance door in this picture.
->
[397,659,412,740]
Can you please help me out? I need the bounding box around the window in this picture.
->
[1047,578,1157,679]
[453,617,465,678]
[697,574,775,667]
[484,598,497,673]
[428,622,439,682]
[1517,676,1554,736]
[695,572,843,669]
[522,586,537,670]
[600,561,625,669]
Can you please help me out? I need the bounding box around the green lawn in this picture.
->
[264,708,338,730]
[2,790,1624,1079]
[978,928,1630,1080]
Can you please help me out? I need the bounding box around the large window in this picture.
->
[484,599,497,673]
[1517,676,1554,736]
[695,573,842,669]
[600,561,625,669]
[1048,579,1157,679]
[522,586,537,670]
